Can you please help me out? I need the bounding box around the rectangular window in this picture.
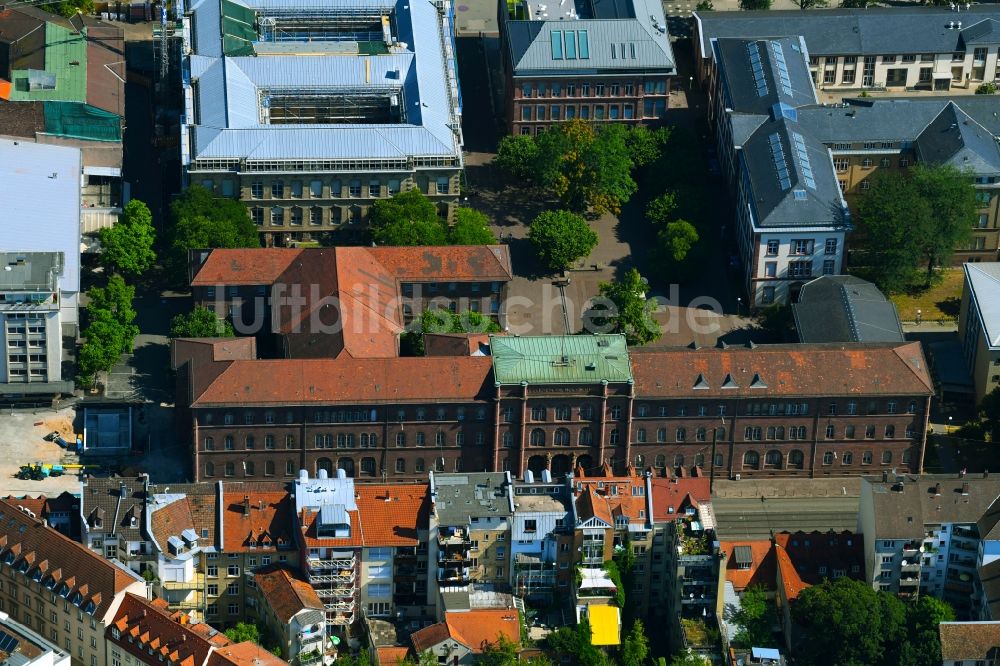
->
[565,31,577,59]
[766,239,779,255]
[789,261,812,278]
[578,30,589,59]
[825,238,838,255]
[551,31,563,60]
[823,259,835,275]
[369,181,380,198]
[764,262,777,278]
[761,286,775,305]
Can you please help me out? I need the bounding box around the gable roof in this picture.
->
[631,342,933,398]
[649,477,711,524]
[221,485,295,553]
[0,498,142,620]
[793,275,904,344]
[914,102,1000,174]
[299,483,429,548]
[149,484,218,556]
[939,621,1000,661]
[110,594,223,666]
[411,610,520,654]
[490,334,633,385]
[253,567,323,623]
[82,476,148,542]
[965,263,1000,350]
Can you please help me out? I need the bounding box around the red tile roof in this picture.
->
[423,333,493,357]
[366,246,512,281]
[300,484,429,548]
[191,357,493,407]
[149,487,218,555]
[719,540,776,592]
[411,610,520,655]
[630,342,933,397]
[649,477,711,524]
[0,499,142,619]
[209,641,288,666]
[376,646,411,665]
[253,567,322,624]
[222,488,295,553]
[110,594,223,666]
[573,473,650,526]
[190,249,300,285]
[774,544,808,601]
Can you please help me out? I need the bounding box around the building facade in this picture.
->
[179,0,463,246]
[250,567,325,664]
[498,0,675,136]
[959,263,1000,405]
[175,334,934,483]
[694,7,1000,93]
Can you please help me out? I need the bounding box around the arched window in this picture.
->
[882,450,892,464]
[360,433,369,448]
[245,435,255,449]
[205,462,215,477]
[775,426,785,440]
[765,450,782,468]
[264,435,275,449]
[673,454,684,467]
[361,457,377,476]
[435,457,446,472]
[657,428,666,443]
[743,451,759,468]
[885,425,895,438]
[654,454,666,470]
[225,462,235,476]
[789,449,804,468]
[636,428,647,443]
[842,452,854,465]
[416,432,426,446]
[415,457,425,472]
[822,451,834,465]
[609,429,619,445]
[694,453,705,468]
[555,428,570,446]
[244,461,255,476]
[696,428,706,442]
[634,454,645,468]
[265,460,275,476]
[225,436,234,450]
[502,432,513,448]
[396,432,406,447]
[530,429,545,446]
[204,437,214,450]
[579,428,593,445]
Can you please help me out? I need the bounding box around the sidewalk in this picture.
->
[902,321,959,333]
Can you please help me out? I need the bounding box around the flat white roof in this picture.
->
[0,140,81,294]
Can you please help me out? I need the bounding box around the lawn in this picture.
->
[888,268,964,322]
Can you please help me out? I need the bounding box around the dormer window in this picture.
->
[112,628,120,640]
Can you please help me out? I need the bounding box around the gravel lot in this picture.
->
[0,407,83,496]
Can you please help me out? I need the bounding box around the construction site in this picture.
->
[179,0,464,246]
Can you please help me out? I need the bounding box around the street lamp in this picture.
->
[736,297,742,316]
[948,416,954,434]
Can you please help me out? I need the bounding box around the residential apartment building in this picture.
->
[179,0,463,246]
[0,608,71,666]
[186,245,512,359]
[249,567,325,664]
[510,471,572,604]
[0,8,125,233]
[498,0,675,135]
[1,141,82,398]
[174,333,934,482]
[410,609,520,666]
[710,37,850,307]
[694,7,1000,93]
[81,477,153,571]
[429,472,513,595]
[293,471,431,631]
[960,262,1000,405]
[858,472,1000,617]
[0,498,148,666]
[106,594,287,666]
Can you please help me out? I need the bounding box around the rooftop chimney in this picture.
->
[935,482,941,496]
[243,496,250,517]
[961,482,970,496]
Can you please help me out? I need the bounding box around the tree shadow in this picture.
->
[937,296,961,318]
[129,342,173,403]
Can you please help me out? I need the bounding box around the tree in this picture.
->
[594,269,661,346]
[167,185,259,284]
[170,306,235,338]
[660,220,699,262]
[897,596,954,666]
[495,134,539,180]
[792,577,906,666]
[738,0,771,9]
[223,622,260,644]
[620,620,649,666]
[982,387,1000,442]
[99,199,156,276]
[694,0,714,10]
[976,82,997,95]
[449,208,496,245]
[88,275,139,327]
[528,210,598,272]
[369,189,449,246]
[839,0,874,5]
[624,126,670,169]
[49,0,93,17]
[669,654,709,666]
[646,192,678,226]
[730,585,777,648]
[479,635,519,666]
[792,0,827,7]
[77,313,133,388]
[545,622,608,666]
[856,164,975,292]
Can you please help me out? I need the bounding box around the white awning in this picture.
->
[83,166,121,177]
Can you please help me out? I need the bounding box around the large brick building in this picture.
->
[173,333,934,483]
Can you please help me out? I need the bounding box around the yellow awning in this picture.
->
[587,605,621,646]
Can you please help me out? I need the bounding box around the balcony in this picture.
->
[438,568,471,585]
[439,528,471,547]
[902,542,920,555]
[952,540,978,553]
[162,573,206,592]
[310,569,356,585]
[952,527,978,540]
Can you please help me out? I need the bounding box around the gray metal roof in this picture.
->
[696,7,1000,62]
[505,0,674,75]
[182,0,461,162]
[0,140,80,295]
[0,253,63,292]
[431,472,513,525]
[965,262,1000,350]
[914,102,1000,174]
[319,502,349,527]
[864,474,1000,540]
[793,275,904,344]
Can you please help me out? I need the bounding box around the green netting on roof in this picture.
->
[358,42,389,55]
[8,22,87,103]
[43,102,122,142]
[222,0,258,56]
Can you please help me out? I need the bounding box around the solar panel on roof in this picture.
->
[0,630,20,654]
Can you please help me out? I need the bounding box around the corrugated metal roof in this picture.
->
[319,503,348,526]
[965,263,1000,349]
[0,139,81,295]
[183,0,460,161]
[489,334,633,385]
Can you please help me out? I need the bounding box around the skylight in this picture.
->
[770,40,793,97]
[791,131,817,190]
[748,43,768,98]
[768,133,792,191]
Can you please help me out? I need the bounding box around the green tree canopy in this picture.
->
[99,199,157,276]
[792,577,907,666]
[223,622,260,644]
[792,0,828,8]
[370,189,449,246]
[528,210,598,272]
[669,654,709,666]
[730,585,777,648]
[170,306,236,338]
[77,277,140,388]
[449,208,496,245]
[496,134,540,180]
[479,635,520,666]
[620,620,649,666]
[856,163,975,292]
[897,596,954,666]
[624,126,671,169]
[88,275,138,326]
[660,220,700,262]
[168,185,259,284]
[646,192,678,226]
[738,0,771,9]
[593,268,661,346]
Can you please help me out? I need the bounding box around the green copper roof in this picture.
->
[8,22,87,104]
[489,335,633,385]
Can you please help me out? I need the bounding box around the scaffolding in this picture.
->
[260,86,404,124]
[308,552,358,626]
[257,8,393,43]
